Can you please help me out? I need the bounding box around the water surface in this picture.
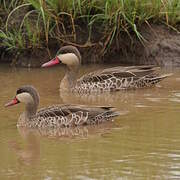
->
[0,64,180,179]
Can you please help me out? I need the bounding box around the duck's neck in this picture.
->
[18,103,38,127]
[25,103,37,119]
[60,66,79,91]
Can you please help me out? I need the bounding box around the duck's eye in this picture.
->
[16,88,24,95]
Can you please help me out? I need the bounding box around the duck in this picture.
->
[5,85,120,128]
[41,45,171,93]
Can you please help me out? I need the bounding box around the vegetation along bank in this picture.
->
[0,0,180,67]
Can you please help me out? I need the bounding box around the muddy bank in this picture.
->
[0,24,180,67]
[139,24,180,66]
[103,24,180,66]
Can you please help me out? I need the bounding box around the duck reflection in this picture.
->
[8,127,40,166]
[8,122,116,166]
[59,87,162,108]
[17,122,115,139]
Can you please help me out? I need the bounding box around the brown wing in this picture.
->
[37,105,69,117]
[37,104,114,119]
[78,65,159,83]
[35,105,118,127]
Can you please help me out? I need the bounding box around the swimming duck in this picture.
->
[5,85,119,128]
[42,45,171,93]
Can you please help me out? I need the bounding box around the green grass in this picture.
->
[0,0,180,55]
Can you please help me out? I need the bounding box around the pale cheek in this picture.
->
[58,53,79,66]
[21,97,32,104]
[16,93,34,104]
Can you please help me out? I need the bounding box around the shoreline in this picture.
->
[1,23,180,67]
[0,1,180,67]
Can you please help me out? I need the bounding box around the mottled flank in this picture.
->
[6,86,119,128]
[18,104,119,128]
[74,66,171,93]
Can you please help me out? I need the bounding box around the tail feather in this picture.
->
[109,111,121,117]
[152,73,173,81]
[105,109,121,118]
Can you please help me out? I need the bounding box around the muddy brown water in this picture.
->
[0,64,180,179]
